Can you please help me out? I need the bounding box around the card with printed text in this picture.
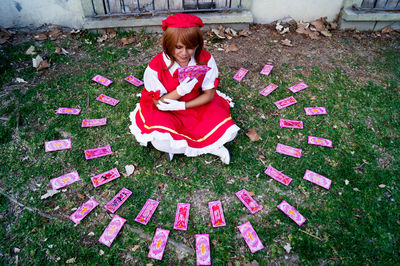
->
[69,198,99,225]
[233,68,248,82]
[274,96,297,109]
[208,200,226,227]
[264,165,292,186]
[105,188,132,213]
[45,138,71,152]
[81,118,107,127]
[96,94,120,106]
[148,228,169,260]
[308,136,333,147]
[99,215,126,247]
[276,143,302,158]
[177,65,211,83]
[238,222,264,253]
[196,234,211,265]
[84,145,112,160]
[92,74,112,86]
[173,203,190,231]
[56,107,81,115]
[260,64,274,76]
[91,168,120,188]
[277,201,306,226]
[259,83,278,97]
[304,107,327,115]
[280,119,303,129]
[50,170,80,190]
[235,189,261,214]
[135,199,159,225]
[288,82,309,93]
[303,170,332,190]
[125,75,144,86]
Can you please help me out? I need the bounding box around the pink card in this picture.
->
[277,201,306,226]
[69,198,99,224]
[173,203,190,231]
[148,228,169,260]
[304,107,327,115]
[274,96,297,109]
[260,64,274,76]
[233,68,248,82]
[56,107,81,115]
[303,170,332,190]
[235,189,261,214]
[98,215,126,247]
[280,119,303,129]
[308,136,333,148]
[105,188,132,213]
[84,145,112,160]
[276,143,302,158]
[91,168,120,188]
[96,94,119,106]
[135,199,159,225]
[50,170,81,190]
[92,74,112,86]
[81,118,107,127]
[196,234,211,265]
[177,65,211,83]
[288,82,309,93]
[208,201,226,227]
[259,83,278,97]
[44,138,71,152]
[125,75,144,86]
[238,222,264,253]
[264,165,292,186]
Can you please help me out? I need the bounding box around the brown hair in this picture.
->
[162,26,205,69]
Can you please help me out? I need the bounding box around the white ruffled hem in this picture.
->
[129,103,240,157]
[216,90,235,108]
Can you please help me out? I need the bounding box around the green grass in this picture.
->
[0,30,399,265]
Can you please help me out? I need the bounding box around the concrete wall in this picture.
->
[0,0,85,29]
[250,0,344,23]
[1,0,345,29]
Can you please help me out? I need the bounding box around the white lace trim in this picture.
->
[129,103,240,156]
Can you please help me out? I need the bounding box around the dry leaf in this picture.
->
[246,128,261,142]
[131,245,140,252]
[120,37,134,46]
[311,17,327,32]
[224,44,239,53]
[0,28,11,44]
[211,28,225,39]
[34,33,47,41]
[25,46,36,55]
[37,59,49,71]
[238,29,251,37]
[381,25,392,34]
[308,31,320,40]
[125,164,135,176]
[353,34,361,40]
[281,39,293,47]
[49,28,61,40]
[225,27,237,37]
[329,22,338,30]
[107,28,117,39]
[320,30,332,37]
[240,177,249,181]
[77,193,85,199]
[32,55,43,68]
[15,78,27,83]
[40,189,60,200]
[248,191,255,196]
[66,258,76,264]
[310,96,317,101]
[55,47,61,54]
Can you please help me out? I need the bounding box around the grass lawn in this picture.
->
[0,26,399,265]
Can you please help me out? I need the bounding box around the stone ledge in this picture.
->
[83,11,253,32]
[342,8,400,21]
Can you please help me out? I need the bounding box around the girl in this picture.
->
[129,13,239,164]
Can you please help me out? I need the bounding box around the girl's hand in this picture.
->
[157,99,186,111]
[176,77,198,96]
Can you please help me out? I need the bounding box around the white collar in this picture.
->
[162,52,197,75]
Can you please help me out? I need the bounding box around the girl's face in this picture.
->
[173,41,197,66]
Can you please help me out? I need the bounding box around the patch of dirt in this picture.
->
[372,144,393,168]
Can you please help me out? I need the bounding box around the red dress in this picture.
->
[129,50,239,156]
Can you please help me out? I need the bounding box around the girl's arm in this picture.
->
[185,88,215,108]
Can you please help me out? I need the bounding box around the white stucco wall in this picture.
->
[250,0,344,23]
[0,0,85,28]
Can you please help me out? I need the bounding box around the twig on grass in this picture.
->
[299,228,325,242]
